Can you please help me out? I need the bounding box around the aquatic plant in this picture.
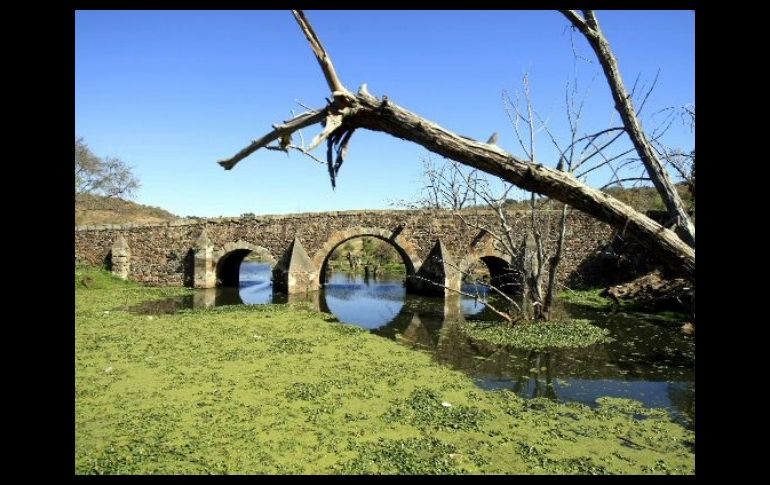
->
[463,319,613,350]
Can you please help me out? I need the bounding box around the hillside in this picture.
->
[75,194,179,226]
[603,184,694,213]
[502,183,694,214]
[75,184,693,227]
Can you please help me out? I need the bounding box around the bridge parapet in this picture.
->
[76,208,650,292]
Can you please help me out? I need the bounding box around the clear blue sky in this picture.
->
[75,10,694,217]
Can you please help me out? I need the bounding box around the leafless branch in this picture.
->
[291,10,348,95]
[217,10,695,278]
[636,69,660,117]
[265,144,326,165]
[560,9,695,247]
[502,89,533,161]
[411,274,517,323]
[218,108,327,169]
[600,177,652,190]
[572,129,626,173]
[575,145,636,179]
[294,99,314,111]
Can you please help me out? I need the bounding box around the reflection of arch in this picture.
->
[311,227,422,284]
[213,241,276,287]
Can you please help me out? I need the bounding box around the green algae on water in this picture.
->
[76,269,693,474]
[462,319,613,350]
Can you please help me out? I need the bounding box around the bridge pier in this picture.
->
[285,289,322,311]
[192,287,217,309]
[272,237,320,295]
[401,314,435,347]
[406,239,462,297]
[443,291,464,322]
[193,229,216,289]
[111,235,131,280]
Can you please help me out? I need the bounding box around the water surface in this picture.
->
[128,262,694,428]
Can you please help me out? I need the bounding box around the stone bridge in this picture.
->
[75,208,633,296]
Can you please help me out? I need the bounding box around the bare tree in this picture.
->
[392,156,479,210]
[561,10,695,248]
[509,71,627,320]
[75,137,140,204]
[421,156,478,210]
[655,105,695,216]
[415,159,532,322]
[416,69,627,322]
[502,73,554,320]
[217,10,695,280]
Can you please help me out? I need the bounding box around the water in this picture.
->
[129,261,695,428]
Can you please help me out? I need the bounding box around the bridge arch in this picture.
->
[213,240,276,287]
[311,227,422,284]
[458,232,520,294]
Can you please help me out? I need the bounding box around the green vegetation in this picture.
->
[328,237,406,275]
[463,320,613,351]
[603,185,693,214]
[377,262,407,273]
[500,184,693,214]
[560,288,614,310]
[76,267,693,474]
[75,264,142,290]
[560,288,689,324]
[327,260,406,276]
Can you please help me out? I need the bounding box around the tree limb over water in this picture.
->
[217,10,694,280]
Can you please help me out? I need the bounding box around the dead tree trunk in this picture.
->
[521,231,544,320]
[542,203,568,320]
[217,10,695,281]
[561,10,695,248]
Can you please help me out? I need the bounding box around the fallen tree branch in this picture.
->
[291,10,348,95]
[265,145,326,165]
[561,10,695,247]
[216,10,695,280]
[218,108,327,170]
[220,89,694,279]
[343,93,695,278]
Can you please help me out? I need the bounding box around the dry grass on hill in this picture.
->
[75,194,179,226]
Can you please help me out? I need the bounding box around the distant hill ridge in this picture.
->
[75,184,693,226]
[75,194,179,226]
[502,184,693,214]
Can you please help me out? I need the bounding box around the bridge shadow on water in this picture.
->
[126,263,695,429]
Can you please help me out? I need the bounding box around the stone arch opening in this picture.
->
[312,228,421,286]
[459,230,522,295]
[459,250,520,296]
[216,249,252,287]
[480,255,520,295]
[214,242,276,288]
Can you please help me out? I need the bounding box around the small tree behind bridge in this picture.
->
[75,137,139,205]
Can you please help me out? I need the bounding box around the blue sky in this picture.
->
[75,10,694,217]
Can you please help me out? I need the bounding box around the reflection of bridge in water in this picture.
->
[144,286,693,427]
[192,289,693,383]
[378,297,695,428]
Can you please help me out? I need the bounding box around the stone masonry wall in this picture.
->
[74,208,646,288]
